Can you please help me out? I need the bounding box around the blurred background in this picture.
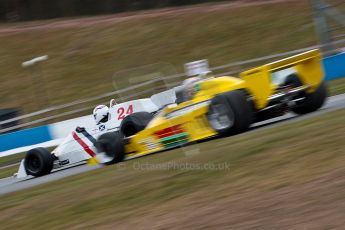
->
[0,0,344,131]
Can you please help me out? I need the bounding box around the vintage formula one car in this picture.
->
[95,49,327,163]
[15,91,176,178]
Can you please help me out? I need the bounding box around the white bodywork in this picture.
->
[15,95,176,178]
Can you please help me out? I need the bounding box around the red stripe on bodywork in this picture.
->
[72,131,96,157]
[154,125,184,138]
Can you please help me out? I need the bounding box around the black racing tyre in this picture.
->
[284,74,303,87]
[24,147,54,177]
[292,81,327,115]
[95,132,125,165]
[120,112,154,137]
[283,73,305,102]
[207,90,253,136]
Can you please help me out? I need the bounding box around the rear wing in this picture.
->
[240,49,324,109]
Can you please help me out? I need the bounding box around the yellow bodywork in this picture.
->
[126,49,324,158]
[241,49,323,109]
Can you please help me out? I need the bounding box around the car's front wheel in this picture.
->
[207,90,253,136]
[24,147,54,177]
[95,132,125,165]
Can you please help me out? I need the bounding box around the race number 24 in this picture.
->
[117,105,133,120]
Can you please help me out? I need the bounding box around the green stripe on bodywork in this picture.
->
[160,133,188,143]
[159,133,189,148]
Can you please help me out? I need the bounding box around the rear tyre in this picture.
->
[95,132,125,165]
[292,81,327,114]
[284,74,303,87]
[120,112,153,137]
[207,90,253,136]
[24,147,54,177]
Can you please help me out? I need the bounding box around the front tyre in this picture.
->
[95,132,125,165]
[292,81,327,115]
[24,148,54,177]
[207,90,253,136]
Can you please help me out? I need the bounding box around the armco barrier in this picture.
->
[0,115,94,156]
[323,52,345,81]
[1,52,345,157]
[0,125,52,152]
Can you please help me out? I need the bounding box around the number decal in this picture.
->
[117,105,134,120]
[127,104,133,115]
[117,107,125,120]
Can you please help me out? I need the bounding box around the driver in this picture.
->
[181,76,202,101]
[93,105,109,125]
[75,104,109,133]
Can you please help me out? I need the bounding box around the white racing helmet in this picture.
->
[93,105,109,124]
[182,76,202,100]
[182,76,202,87]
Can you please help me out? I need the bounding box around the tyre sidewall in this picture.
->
[292,81,327,114]
[24,147,54,177]
[207,90,253,136]
[96,132,125,165]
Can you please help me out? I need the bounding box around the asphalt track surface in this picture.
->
[0,93,344,196]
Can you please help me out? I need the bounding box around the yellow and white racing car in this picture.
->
[95,49,327,164]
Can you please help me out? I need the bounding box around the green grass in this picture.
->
[0,153,24,168]
[329,78,345,96]
[0,153,24,179]
[0,165,18,178]
[0,108,344,229]
[0,0,320,114]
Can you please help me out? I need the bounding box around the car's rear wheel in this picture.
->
[95,132,125,165]
[207,90,253,136]
[292,81,327,114]
[282,74,327,114]
[284,74,303,88]
[120,112,153,137]
[24,147,54,177]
